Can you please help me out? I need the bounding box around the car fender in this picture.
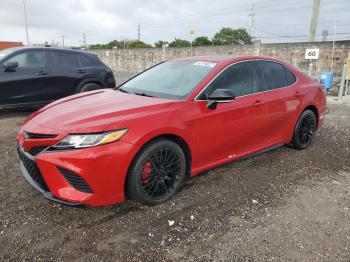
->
[127,126,193,148]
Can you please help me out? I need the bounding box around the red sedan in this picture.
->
[17,56,326,206]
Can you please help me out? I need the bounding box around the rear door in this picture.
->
[49,50,84,100]
[0,50,51,106]
[254,60,298,144]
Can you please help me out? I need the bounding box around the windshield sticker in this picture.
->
[193,61,217,68]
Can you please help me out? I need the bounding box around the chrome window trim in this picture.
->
[194,58,299,101]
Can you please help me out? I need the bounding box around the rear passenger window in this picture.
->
[255,61,287,91]
[285,68,297,85]
[78,55,94,67]
[200,61,255,99]
[52,51,79,69]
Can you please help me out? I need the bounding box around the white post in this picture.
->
[338,64,347,102]
[308,62,313,77]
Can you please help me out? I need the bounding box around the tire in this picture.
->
[126,139,187,205]
[291,109,317,150]
[78,83,101,93]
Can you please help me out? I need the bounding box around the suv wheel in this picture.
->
[79,83,101,93]
[126,139,187,205]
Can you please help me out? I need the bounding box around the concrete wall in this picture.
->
[93,40,350,83]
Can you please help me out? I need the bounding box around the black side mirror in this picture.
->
[207,89,235,109]
[3,61,18,71]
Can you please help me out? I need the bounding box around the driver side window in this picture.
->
[199,61,255,100]
[7,51,47,68]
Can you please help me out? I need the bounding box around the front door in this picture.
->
[0,50,51,106]
[190,61,269,169]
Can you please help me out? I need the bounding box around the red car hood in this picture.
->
[30,89,174,133]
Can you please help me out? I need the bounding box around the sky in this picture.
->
[0,0,349,47]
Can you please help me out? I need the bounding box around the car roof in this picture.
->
[173,55,287,65]
[5,46,97,56]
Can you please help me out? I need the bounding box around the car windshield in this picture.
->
[119,60,217,99]
[0,48,16,60]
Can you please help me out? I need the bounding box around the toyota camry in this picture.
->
[16,56,326,206]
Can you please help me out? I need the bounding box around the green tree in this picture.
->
[89,40,122,49]
[192,36,212,46]
[154,40,169,48]
[169,38,191,47]
[212,28,252,45]
[128,40,152,48]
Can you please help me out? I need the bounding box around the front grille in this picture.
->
[29,146,48,156]
[57,167,93,193]
[17,146,49,191]
[24,131,57,139]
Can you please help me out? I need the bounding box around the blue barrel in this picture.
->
[319,72,333,90]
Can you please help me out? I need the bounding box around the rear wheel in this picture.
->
[126,139,186,205]
[79,83,101,93]
[291,110,317,150]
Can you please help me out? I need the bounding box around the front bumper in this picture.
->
[17,140,139,206]
[19,158,80,206]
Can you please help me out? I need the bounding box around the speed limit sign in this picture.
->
[305,48,320,59]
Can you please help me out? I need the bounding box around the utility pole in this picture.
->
[137,24,141,41]
[60,35,66,48]
[308,0,321,42]
[331,20,336,72]
[22,0,29,45]
[82,32,86,49]
[248,3,255,36]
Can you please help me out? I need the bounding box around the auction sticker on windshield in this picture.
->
[193,61,217,68]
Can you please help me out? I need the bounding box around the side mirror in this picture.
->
[207,89,235,109]
[3,61,18,71]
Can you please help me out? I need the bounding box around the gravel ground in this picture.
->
[0,102,349,261]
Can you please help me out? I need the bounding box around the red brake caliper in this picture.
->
[142,161,152,184]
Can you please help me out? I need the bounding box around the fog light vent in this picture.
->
[57,167,93,193]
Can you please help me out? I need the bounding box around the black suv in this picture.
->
[0,47,115,109]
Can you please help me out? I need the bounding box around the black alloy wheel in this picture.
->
[291,110,317,150]
[126,139,186,205]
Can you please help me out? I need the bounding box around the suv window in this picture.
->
[78,54,94,67]
[7,51,47,68]
[255,61,287,91]
[199,61,255,99]
[285,67,297,85]
[52,51,79,69]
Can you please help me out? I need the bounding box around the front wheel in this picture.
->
[126,139,186,205]
[291,110,317,150]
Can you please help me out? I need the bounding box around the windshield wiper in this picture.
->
[118,87,131,93]
[133,92,155,97]
[118,88,154,97]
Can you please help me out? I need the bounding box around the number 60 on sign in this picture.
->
[305,49,320,59]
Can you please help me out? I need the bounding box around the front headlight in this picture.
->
[53,129,128,149]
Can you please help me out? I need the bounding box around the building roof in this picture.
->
[0,41,23,51]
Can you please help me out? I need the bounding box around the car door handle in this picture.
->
[77,69,86,74]
[253,100,265,106]
[36,71,48,75]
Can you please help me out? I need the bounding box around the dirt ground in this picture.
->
[0,102,349,261]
